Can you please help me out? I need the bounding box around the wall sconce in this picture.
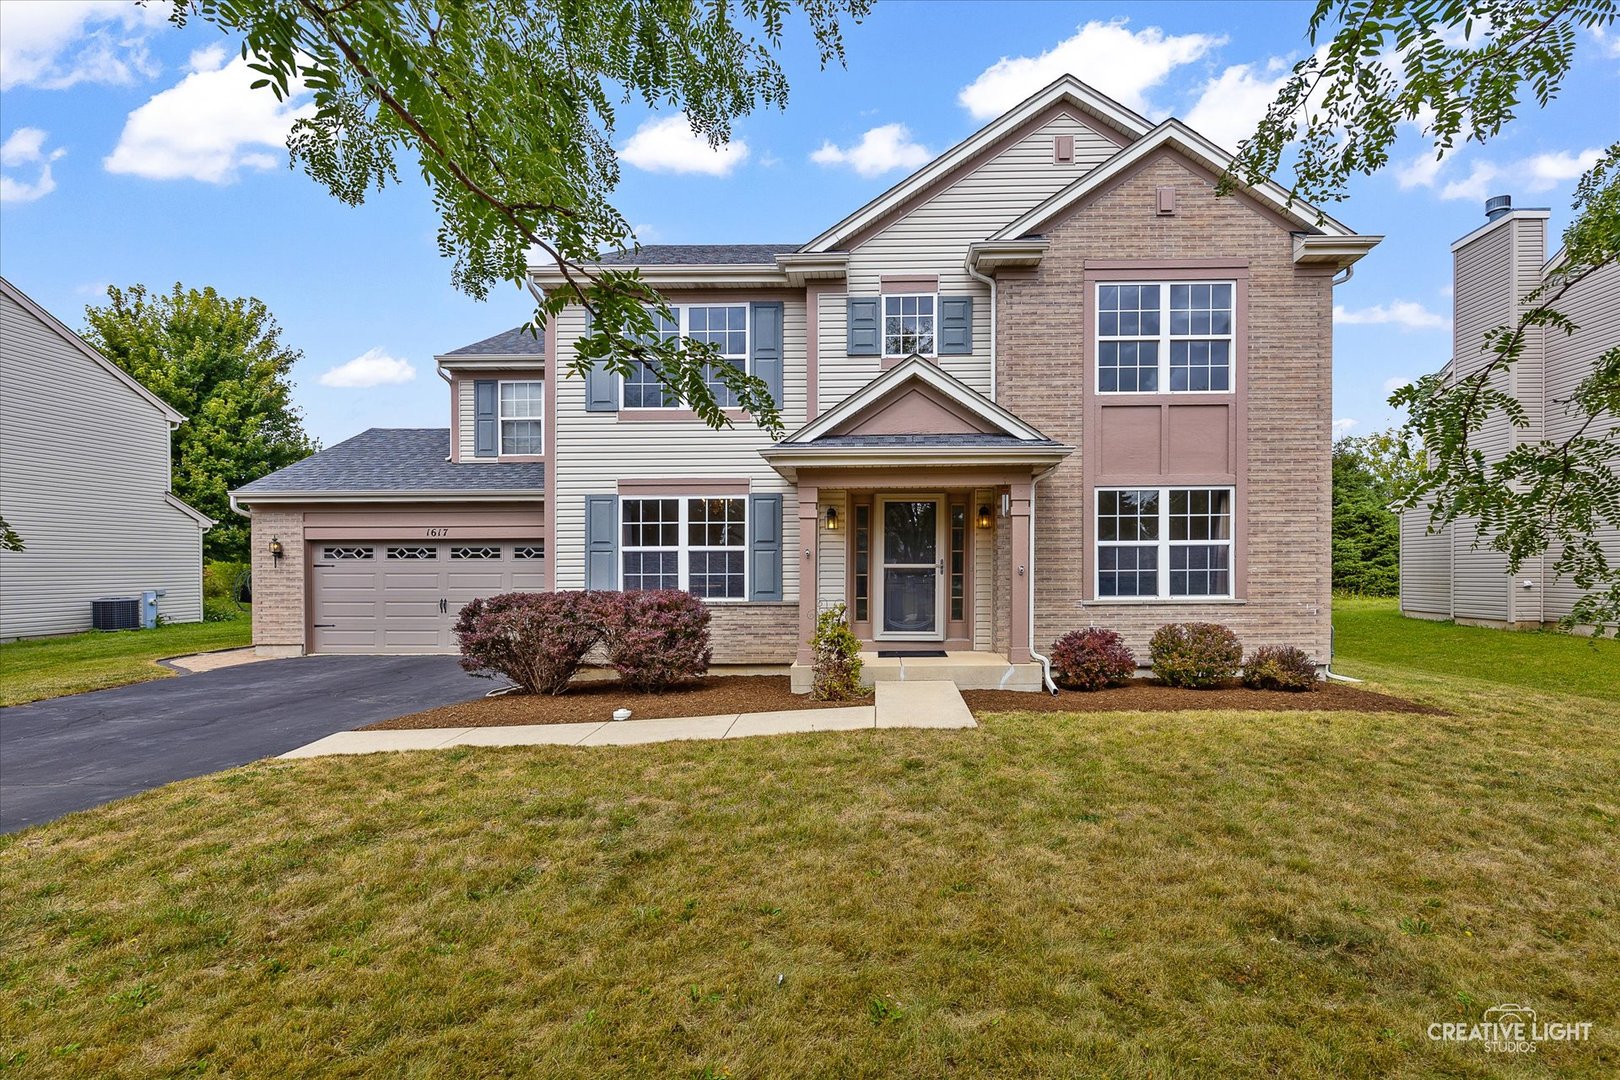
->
[268,536,284,564]
[976,504,994,530]
[824,506,841,531]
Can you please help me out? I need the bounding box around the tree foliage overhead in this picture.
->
[83,284,319,561]
[166,0,871,436]
[1228,0,1620,634]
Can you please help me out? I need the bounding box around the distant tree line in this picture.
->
[1332,430,1423,597]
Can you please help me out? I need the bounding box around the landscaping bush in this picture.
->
[1241,644,1319,692]
[810,603,864,701]
[454,591,610,695]
[1148,622,1243,688]
[202,597,243,623]
[1048,627,1136,690]
[600,589,712,692]
[204,560,251,603]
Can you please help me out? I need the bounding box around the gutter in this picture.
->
[437,365,453,462]
[1027,461,1063,694]
[965,256,998,402]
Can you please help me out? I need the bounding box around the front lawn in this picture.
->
[2,654,1615,1076]
[0,613,251,707]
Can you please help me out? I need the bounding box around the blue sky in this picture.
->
[1,1,1614,447]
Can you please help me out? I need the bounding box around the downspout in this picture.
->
[437,365,453,462]
[1027,462,1062,694]
[1321,257,1362,684]
[966,251,998,402]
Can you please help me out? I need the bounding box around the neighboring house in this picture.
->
[233,75,1378,688]
[0,276,212,639]
[1400,196,1620,629]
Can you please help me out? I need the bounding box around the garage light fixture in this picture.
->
[268,536,284,564]
[976,505,994,530]
[824,506,840,531]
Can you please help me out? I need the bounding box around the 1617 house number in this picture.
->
[424,527,451,538]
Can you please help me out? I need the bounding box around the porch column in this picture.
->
[1008,481,1032,664]
[796,485,819,665]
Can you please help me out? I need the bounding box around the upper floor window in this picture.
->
[624,304,748,409]
[499,380,544,454]
[1096,486,1233,599]
[621,496,747,599]
[1097,282,1233,394]
[884,294,935,357]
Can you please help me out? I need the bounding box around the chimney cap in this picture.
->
[1485,194,1513,221]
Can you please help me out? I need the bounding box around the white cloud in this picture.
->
[1182,58,1290,152]
[810,124,932,178]
[1522,148,1602,191]
[1333,300,1450,331]
[1396,150,1446,190]
[1332,418,1360,437]
[317,348,417,389]
[1382,376,1413,395]
[1592,26,1620,58]
[104,47,312,183]
[1399,146,1602,202]
[959,19,1225,119]
[0,0,170,91]
[1439,161,1499,202]
[619,114,748,176]
[0,127,67,203]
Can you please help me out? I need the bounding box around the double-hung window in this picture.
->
[498,380,543,454]
[1097,282,1233,393]
[621,496,747,599]
[624,304,749,409]
[883,294,935,357]
[1096,487,1233,599]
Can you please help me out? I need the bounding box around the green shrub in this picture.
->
[202,598,243,623]
[204,560,251,602]
[810,603,863,701]
[1241,645,1319,691]
[1149,622,1243,688]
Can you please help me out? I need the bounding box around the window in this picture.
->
[323,546,373,560]
[513,544,546,559]
[387,546,437,560]
[1095,487,1233,599]
[498,381,543,454]
[853,503,871,622]
[949,502,966,621]
[451,545,500,560]
[883,294,935,357]
[621,497,747,598]
[624,305,748,409]
[1097,281,1233,393]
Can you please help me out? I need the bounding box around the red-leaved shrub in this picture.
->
[600,589,713,691]
[1241,644,1319,691]
[1049,628,1136,690]
[1148,622,1243,688]
[454,591,612,695]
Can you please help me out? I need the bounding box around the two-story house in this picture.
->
[233,75,1379,689]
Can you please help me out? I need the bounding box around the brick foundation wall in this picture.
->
[250,508,307,655]
[1000,151,1335,663]
[708,602,799,664]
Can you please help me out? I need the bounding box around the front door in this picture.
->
[876,496,945,640]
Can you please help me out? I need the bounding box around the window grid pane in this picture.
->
[621,496,747,598]
[624,310,680,408]
[1096,487,1233,599]
[883,294,936,356]
[854,504,870,622]
[1098,281,1233,394]
[949,504,966,621]
[688,305,749,408]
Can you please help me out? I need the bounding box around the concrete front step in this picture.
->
[790,652,1043,693]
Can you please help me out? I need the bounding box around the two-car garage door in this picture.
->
[310,541,546,654]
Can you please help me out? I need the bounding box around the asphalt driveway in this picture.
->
[0,655,493,833]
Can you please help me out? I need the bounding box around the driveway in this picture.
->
[0,655,493,834]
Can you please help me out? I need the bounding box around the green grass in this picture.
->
[1331,595,1619,702]
[2,628,1616,1077]
[0,613,251,707]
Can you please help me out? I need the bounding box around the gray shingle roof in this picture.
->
[441,325,545,357]
[806,433,1063,448]
[234,429,544,495]
[592,244,800,266]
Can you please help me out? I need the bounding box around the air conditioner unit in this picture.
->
[92,596,142,631]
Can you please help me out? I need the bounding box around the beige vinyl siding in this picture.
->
[821,114,1116,412]
[0,291,205,638]
[456,377,475,460]
[550,301,806,597]
[973,486,995,650]
[1399,510,1451,617]
[816,490,847,609]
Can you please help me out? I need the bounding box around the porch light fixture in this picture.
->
[824,506,841,531]
[976,505,994,530]
[268,536,284,564]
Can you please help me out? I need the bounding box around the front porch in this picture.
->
[789,650,1044,694]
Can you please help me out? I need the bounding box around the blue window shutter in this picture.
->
[751,302,784,407]
[847,297,880,356]
[474,379,498,457]
[939,296,974,355]
[584,495,619,590]
[582,311,618,413]
[748,493,783,601]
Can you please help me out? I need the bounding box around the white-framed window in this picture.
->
[624,304,749,409]
[621,496,747,599]
[883,294,936,357]
[1095,487,1233,599]
[1096,282,1233,393]
[498,380,543,454]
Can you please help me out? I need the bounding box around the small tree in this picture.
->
[810,603,863,701]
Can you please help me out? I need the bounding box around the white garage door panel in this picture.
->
[310,542,546,654]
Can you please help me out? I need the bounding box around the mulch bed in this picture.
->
[367,673,1441,731]
[963,680,1446,715]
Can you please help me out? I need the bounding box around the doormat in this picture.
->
[877,649,948,658]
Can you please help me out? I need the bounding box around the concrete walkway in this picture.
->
[279,680,975,759]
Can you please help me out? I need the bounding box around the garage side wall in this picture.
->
[251,508,308,656]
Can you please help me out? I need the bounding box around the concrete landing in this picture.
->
[791,652,1043,693]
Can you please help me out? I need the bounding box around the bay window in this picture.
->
[1096,487,1233,599]
[1097,282,1233,393]
[621,496,747,599]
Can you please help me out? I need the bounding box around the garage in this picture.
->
[310,540,546,654]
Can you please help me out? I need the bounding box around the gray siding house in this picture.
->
[1399,198,1620,629]
[0,277,212,639]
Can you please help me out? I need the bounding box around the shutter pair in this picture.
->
[584,302,785,412]
[846,296,974,356]
[584,494,783,602]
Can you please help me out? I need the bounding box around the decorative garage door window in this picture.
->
[451,545,500,560]
[323,546,374,560]
[386,546,437,560]
[514,544,545,559]
[621,497,746,598]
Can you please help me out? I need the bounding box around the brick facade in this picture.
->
[250,508,306,656]
[999,151,1336,664]
[708,602,799,664]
